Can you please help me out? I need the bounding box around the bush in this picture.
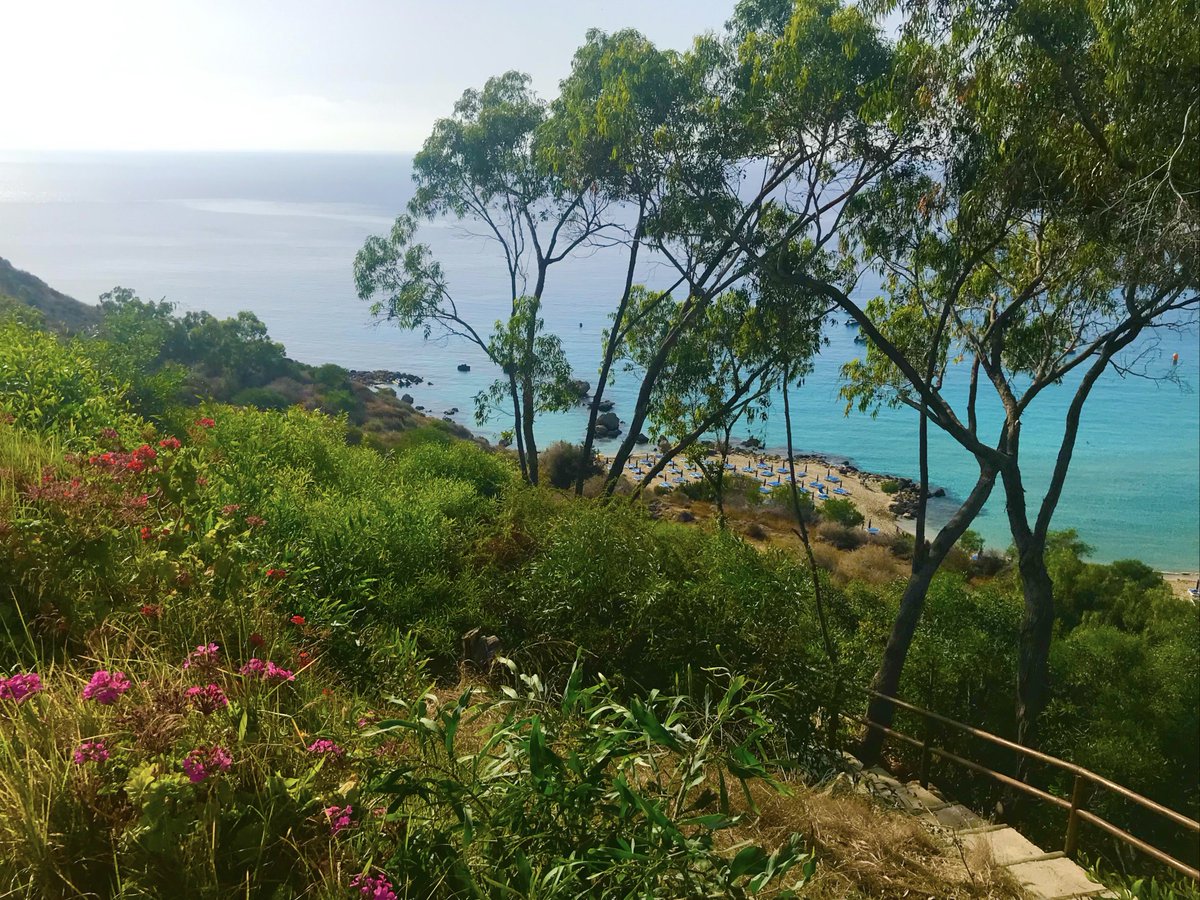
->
[819,523,865,551]
[958,528,985,555]
[539,441,601,489]
[880,478,902,494]
[821,497,864,528]
[230,386,291,410]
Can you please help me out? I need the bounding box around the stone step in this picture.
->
[960,826,1043,866]
[1008,856,1110,900]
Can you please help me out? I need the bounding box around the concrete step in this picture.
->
[960,826,1043,866]
[1008,856,1110,900]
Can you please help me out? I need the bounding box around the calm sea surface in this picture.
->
[1,151,1197,570]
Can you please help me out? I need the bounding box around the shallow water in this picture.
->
[1,150,1196,569]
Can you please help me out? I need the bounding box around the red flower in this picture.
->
[266,568,287,580]
[221,504,241,516]
[244,515,265,528]
[289,615,305,626]
[158,436,181,451]
[139,526,154,541]
[249,632,265,648]
[140,604,161,618]
[132,444,157,463]
[196,417,215,429]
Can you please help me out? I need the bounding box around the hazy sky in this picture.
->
[3,1,734,153]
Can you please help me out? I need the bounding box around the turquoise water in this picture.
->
[1,151,1196,570]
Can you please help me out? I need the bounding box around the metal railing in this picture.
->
[852,685,1200,881]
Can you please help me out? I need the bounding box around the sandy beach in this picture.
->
[606,446,1200,601]
[603,447,905,534]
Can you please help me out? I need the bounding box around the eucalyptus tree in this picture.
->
[595,0,919,493]
[539,29,693,495]
[354,72,613,484]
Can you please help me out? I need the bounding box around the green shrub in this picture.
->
[230,386,291,410]
[880,478,902,494]
[821,497,864,528]
[819,523,864,550]
[539,440,601,489]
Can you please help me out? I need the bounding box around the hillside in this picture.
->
[0,255,102,333]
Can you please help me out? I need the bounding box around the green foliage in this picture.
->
[957,529,984,555]
[539,440,601,489]
[820,497,864,528]
[371,663,816,897]
[879,478,902,494]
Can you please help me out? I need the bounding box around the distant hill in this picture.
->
[0,256,100,333]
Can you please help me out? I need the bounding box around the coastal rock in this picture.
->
[457,363,471,372]
[676,510,696,523]
[415,405,425,411]
[497,435,512,449]
[348,369,423,388]
[400,393,414,405]
[634,432,649,445]
[931,487,946,498]
[597,411,620,432]
[742,436,763,450]
[597,399,615,412]
[569,379,591,398]
[443,407,459,416]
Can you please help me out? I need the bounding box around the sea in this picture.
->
[1,150,1197,571]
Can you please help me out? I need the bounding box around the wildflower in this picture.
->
[158,436,181,451]
[73,741,110,765]
[239,658,294,682]
[196,417,215,429]
[221,504,241,516]
[82,670,131,705]
[99,427,120,442]
[307,738,344,758]
[181,745,232,783]
[129,493,149,509]
[196,476,209,486]
[139,604,162,619]
[349,873,397,900]
[139,525,154,541]
[182,643,220,670]
[324,804,354,835]
[289,614,305,626]
[248,632,265,649]
[266,568,287,580]
[186,683,229,714]
[264,661,294,682]
[245,515,265,528]
[298,650,311,666]
[0,672,44,704]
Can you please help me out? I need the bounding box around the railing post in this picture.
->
[1064,772,1088,858]
[919,717,934,788]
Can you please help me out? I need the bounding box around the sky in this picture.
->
[2,0,735,153]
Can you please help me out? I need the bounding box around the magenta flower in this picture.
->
[181,745,232,783]
[307,738,344,757]
[182,643,220,670]
[239,659,294,682]
[82,670,131,705]
[0,672,44,704]
[73,741,110,765]
[185,683,228,714]
[324,804,354,835]
[264,661,294,682]
[349,873,397,900]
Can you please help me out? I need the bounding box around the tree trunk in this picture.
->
[859,462,998,765]
[576,210,643,495]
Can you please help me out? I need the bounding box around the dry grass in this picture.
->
[728,780,1024,899]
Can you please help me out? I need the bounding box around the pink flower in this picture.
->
[245,515,265,528]
[307,738,344,758]
[182,643,220,670]
[0,672,44,704]
[349,873,397,900]
[186,683,228,714]
[181,745,232,783]
[264,661,294,682]
[73,741,110,765]
[239,659,294,683]
[324,804,354,835]
[82,670,131,705]
[196,417,215,429]
[158,436,181,451]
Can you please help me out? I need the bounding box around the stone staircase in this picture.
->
[857,763,1117,899]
